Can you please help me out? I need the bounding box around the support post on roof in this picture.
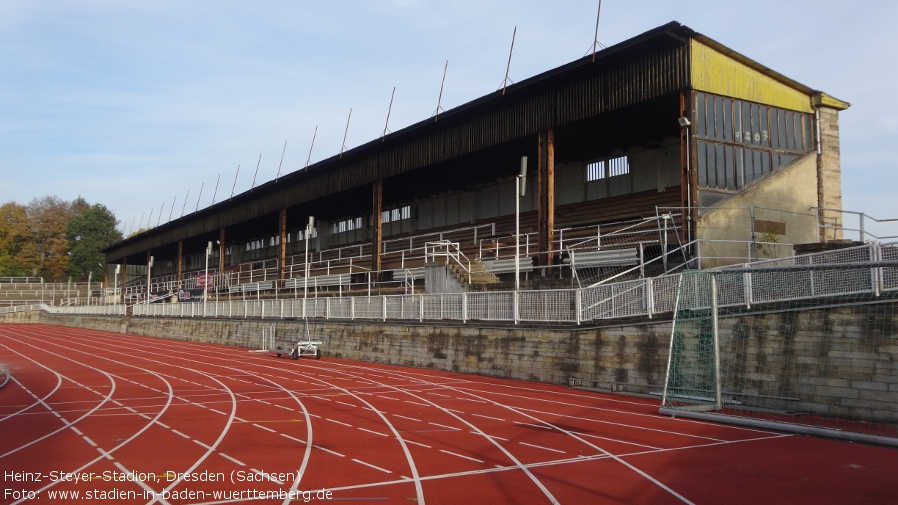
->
[279,208,287,288]
[371,179,384,278]
[537,128,556,270]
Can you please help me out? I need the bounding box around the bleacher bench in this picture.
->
[392,267,426,282]
[284,274,350,289]
[483,257,533,274]
[228,281,274,294]
[563,248,640,268]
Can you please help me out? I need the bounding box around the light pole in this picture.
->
[515,156,528,291]
[204,241,212,315]
[146,256,154,303]
[304,216,315,300]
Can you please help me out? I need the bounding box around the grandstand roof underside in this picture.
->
[104,21,834,266]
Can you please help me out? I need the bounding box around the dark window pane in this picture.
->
[752,150,764,180]
[715,143,727,189]
[742,102,752,145]
[715,95,726,140]
[742,147,753,184]
[725,146,736,189]
[722,97,733,142]
[761,150,771,176]
[803,114,813,152]
[696,93,707,138]
[735,147,744,189]
[785,111,795,151]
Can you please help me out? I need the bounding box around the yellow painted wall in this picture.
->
[691,41,813,113]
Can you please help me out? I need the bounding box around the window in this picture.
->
[382,205,411,223]
[694,91,813,191]
[587,155,630,182]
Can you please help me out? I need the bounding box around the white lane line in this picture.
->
[427,422,460,431]
[327,418,352,427]
[472,432,508,441]
[352,459,392,474]
[404,400,429,407]
[393,414,421,422]
[514,422,550,430]
[280,433,304,443]
[358,428,388,437]
[314,445,345,458]
[253,423,276,433]
[82,436,98,447]
[209,408,227,415]
[171,429,191,439]
[439,450,484,464]
[519,442,566,454]
[219,452,246,466]
[335,400,356,408]
[471,413,505,422]
[403,440,431,449]
[193,440,213,450]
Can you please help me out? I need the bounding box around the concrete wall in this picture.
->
[6,300,896,422]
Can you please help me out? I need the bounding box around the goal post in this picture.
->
[659,263,898,447]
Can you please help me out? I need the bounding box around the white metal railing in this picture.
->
[811,207,898,242]
[425,241,473,284]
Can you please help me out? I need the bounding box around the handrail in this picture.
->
[426,241,472,284]
[811,207,898,242]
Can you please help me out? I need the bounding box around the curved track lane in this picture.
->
[1,323,896,505]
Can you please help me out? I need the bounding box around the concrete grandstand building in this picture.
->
[102,21,850,302]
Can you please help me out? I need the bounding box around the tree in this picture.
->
[0,202,33,276]
[26,196,77,280]
[66,199,123,282]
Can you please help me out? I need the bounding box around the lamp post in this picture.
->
[304,216,315,300]
[204,241,212,315]
[146,256,153,303]
[515,156,528,291]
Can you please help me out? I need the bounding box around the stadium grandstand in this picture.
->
[100,21,854,306]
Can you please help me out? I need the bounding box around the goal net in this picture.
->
[660,263,898,447]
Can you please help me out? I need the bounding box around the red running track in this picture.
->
[0,323,896,505]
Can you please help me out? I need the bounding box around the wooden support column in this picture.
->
[278,208,287,284]
[371,179,383,277]
[537,128,556,268]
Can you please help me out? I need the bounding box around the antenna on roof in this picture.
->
[251,153,262,191]
[275,140,287,182]
[157,200,165,227]
[195,182,204,212]
[591,0,603,61]
[180,189,189,218]
[230,165,240,200]
[168,195,176,221]
[340,108,352,157]
[128,216,136,236]
[382,86,396,141]
[146,208,154,230]
[305,126,318,169]
[138,212,145,232]
[211,173,221,205]
[434,60,448,121]
[501,26,517,95]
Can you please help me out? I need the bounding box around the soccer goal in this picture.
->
[660,263,898,447]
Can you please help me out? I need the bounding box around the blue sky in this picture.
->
[2,1,895,238]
